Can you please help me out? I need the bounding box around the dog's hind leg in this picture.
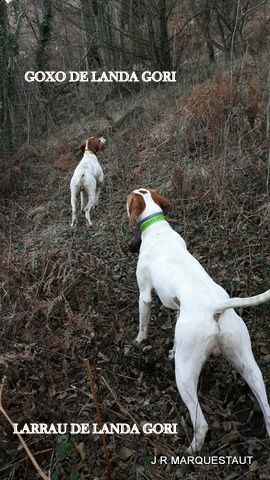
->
[175,360,208,452]
[93,181,102,208]
[80,190,87,212]
[169,312,179,360]
[219,310,270,436]
[94,171,104,208]
[83,185,95,227]
[70,190,78,227]
[174,311,218,452]
[175,355,208,452]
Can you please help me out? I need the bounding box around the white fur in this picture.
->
[130,188,270,452]
[70,138,105,227]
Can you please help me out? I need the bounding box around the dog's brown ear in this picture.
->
[79,141,86,153]
[88,137,102,153]
[128,193,146,227]
[150,189,171,213]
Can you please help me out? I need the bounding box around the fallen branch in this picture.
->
[83,359,112,480]
[101,375,160,450]
[101,375,140,428]
[0,378,50,480]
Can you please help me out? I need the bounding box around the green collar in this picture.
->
[139,213,166,233]
[85,149,94,155]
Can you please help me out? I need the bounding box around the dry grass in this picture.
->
[177,68,266,154]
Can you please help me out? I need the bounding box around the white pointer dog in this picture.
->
[70,136,106,227]
[127,187,270,452]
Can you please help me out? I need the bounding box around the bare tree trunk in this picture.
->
[80,0,118,69]
[214,0,245,59]
[110,0,122,66]
[0,1,20,149]
[80,0,102,68]
[34,0,53,132]
[36,0,53,71]
[190,0,252,64]
[0,1,10,149]
[159,0,172,70]
[202,11,216,63]
[190,0,216,64]
[146,0,172,70]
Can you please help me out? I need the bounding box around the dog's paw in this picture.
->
[186,446,195,455]
[132,336,146,347]
[186,441,203,455]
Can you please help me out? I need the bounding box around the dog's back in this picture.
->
[137,222,228,311]
[70,136,106,227]
[71,153,102,190]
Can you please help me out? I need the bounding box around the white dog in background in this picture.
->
[70,136,106,227]
[127,187,270,453]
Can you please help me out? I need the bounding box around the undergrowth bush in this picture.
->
[178,68,266,154]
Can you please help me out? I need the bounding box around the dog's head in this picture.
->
[127,188,171,227]
[79,136,107,154]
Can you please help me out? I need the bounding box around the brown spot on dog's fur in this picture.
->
[173,296,180,306]
[149,189,171,213]
[79,137,105,154]
[127,193,146,227]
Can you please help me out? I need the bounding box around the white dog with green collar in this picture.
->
[127,187,270,453]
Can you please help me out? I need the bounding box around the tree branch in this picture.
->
[0,378,51,480]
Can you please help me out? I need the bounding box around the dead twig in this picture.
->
[100,375,162,451]
[83,359,112,480]
[101,375,140,427]
[0,378,51,480]
[0,448,53,473]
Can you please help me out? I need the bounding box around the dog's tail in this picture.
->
[215,289,270,313]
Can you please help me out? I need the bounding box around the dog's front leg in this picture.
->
[134,289,152,345]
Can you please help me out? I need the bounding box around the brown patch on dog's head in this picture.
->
[127,193,146,227]
[79,136,106,154]
[149,189,171,214]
